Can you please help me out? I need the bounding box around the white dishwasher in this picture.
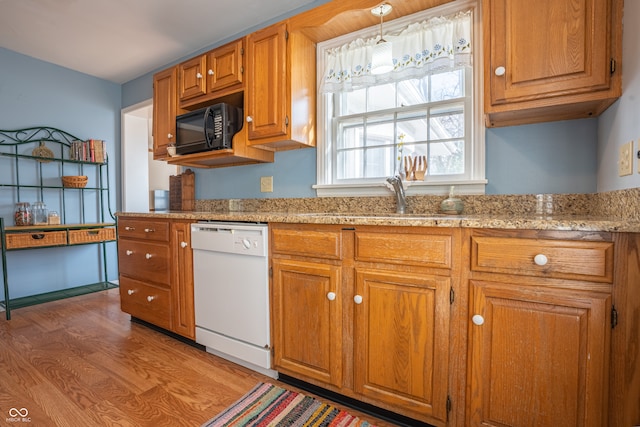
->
[191,222,276,378]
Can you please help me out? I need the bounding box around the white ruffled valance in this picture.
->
[321,10,472,93]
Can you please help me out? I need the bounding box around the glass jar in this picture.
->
[47,211,60,225]
[14,202,32,226]
[32,201,48,225]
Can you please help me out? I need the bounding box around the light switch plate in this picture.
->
[619,141,633,176]
[260,176,273,193]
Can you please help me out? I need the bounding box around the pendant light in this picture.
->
[371,3,393,75]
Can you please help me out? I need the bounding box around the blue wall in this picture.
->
[0,47,121,299]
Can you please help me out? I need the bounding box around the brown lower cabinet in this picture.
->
[270,224,462,425]
[117,217,195,340]
[270,223,640,427]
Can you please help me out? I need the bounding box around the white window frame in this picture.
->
[314,0,486,197]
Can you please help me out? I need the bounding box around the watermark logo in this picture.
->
[6,407,30,423]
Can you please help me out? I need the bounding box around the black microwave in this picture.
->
[175,103,243,155]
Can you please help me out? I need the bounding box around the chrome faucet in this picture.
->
[386,175,406,214]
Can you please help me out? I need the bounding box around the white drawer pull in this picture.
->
[125,226,135,231]
[208,69,214,75]
[147,296,155,302]
[196,72,203,79]
[127,289,135,295]
[495,66,506,76]
[472,314,485,326]
[534,254,548,266]
[144,228,154,233]
[327,292,336,301]
[181,241,188,248]
[354,295,363,304]
[145,253,152,259]
[126,250,133,256]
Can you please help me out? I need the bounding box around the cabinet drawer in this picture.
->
[119,277,171,330]
[68,227,116,244]
[271,227,342,260]
[5,230,67,249]
[118,218,169,242]
[471,236,614,282]
[355,232,452,269]
[118,240,170,286]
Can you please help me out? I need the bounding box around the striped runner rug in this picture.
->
[202,382,376,427]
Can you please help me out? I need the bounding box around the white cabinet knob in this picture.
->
[126,250,133,256]
[327,292,336,301]
[147,296,155,302]
[472,314,485,326]
[125,226,135,231]
[354,295,363,304]
[196,72,203,79]
[167,133,173,139]
[144,228,154,233]
[127,289,135,295]
[181,241,188,248]
[495,66,506,76]
[208,69,214,76]
[534,254,548,266]
[246,116,253,123]
[145,253,152,259]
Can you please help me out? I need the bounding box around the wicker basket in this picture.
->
[62,175,88,188]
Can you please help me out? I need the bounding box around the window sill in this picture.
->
[313,179,488,197]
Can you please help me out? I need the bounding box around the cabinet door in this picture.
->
[272,258,342,387]
[179,55,207,101]
[486,0,613,106]
[353,269,451,422]
[208,39,244,94]
[152,67,177,159]
[246,23,288,141]
[170,221,195,339]
[468,280,610,427]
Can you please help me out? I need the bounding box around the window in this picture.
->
[315,0,486,197]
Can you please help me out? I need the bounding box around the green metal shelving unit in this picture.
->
[0,127,116,320]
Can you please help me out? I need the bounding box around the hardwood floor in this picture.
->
[0,289,400,426]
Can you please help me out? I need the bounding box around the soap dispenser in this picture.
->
[440,186,464,215]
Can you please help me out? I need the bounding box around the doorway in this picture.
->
[121,100,180,211]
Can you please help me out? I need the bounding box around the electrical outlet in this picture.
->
[619,141,633,176]
[260,176,273,193]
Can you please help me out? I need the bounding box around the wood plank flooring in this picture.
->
[0,289,399,426]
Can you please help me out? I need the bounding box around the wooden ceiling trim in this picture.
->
[288,0,454,43]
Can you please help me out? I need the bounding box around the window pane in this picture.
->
[365,146,394,178]
[367,83,396,112]
[431,69,464,101]
[397,117,428,144]
[343,88,366,115]
[338,118,364,149]
[337,150,363,179]
[429,140,464,175]
[366,121,394,147]
[397,77,429,106]
[429,112,464,140]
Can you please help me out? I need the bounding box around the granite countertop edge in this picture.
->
[116,211,639,233]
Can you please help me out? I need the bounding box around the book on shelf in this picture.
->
[69,139,106,163]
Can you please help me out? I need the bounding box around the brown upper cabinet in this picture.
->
[245,22,316,151]
[483,0,623,127]
[178,38,245,108]
[152,66,177,159]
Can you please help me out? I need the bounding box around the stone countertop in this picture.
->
[116,211,639,233]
